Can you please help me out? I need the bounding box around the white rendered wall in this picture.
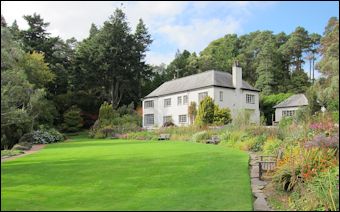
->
[142,87,215,128]
[142,87,261,128]
[213,88,260,124]
[275,106,300,122]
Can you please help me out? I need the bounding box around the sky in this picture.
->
[1,1,339,78]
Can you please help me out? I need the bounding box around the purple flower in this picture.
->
[305,133,339,149]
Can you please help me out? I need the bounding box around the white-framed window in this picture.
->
[164,98,171,107]
[282,110,295,117]
[179,115,187,123]
[220,91,223,101]
[246,94,255,104]
[183,95,188,105]
[198,92,208,102]
[163,116,172,123]
[177,96,182,105]
[144,100,154,108]
[144,114,154,126]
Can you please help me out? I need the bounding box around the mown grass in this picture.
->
[1,137,252,211]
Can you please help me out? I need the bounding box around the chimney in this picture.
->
[232,61,242,89]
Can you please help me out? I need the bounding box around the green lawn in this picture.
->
[1,137,252,211]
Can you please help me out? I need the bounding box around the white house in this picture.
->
[273,94,309,123]
[142,64,260,128]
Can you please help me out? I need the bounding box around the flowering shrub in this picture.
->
[305,133,339,150]
[20,129,65,144]
[274,146,338,191]
[289,166,339,211]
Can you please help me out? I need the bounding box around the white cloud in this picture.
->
[1,1,275,65]
[146,51,175,66]
[158,17,241,53]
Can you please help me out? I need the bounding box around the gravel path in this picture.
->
[1,144,46,163]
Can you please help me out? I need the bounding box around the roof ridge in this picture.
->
[166,70,224,83]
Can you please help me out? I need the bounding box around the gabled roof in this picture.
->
[273,94,309,108]
[144,70,259,98]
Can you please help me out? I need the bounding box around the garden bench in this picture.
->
[258,149,283,180]
[158,134,170,140]
[206,135,220,145]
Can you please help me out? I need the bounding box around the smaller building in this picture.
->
[273,94,309,123]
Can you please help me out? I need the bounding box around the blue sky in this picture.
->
[1,1,339,77]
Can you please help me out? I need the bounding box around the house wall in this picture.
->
[213,88,260,124]
[143,86,260,129]
[274,106,300,122]
[143,87,215,129]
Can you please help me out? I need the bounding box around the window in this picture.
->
[177,96,182,105]
[219,91,223,101]
[282,110,295,117]
[164,98,171,107]
[144,100,154,108]
[179,115,187,123]
[198,92,208,102]
[183,95,188,105]
[163,116,172,123]
[144,114,154,126]
[246,94,255,104]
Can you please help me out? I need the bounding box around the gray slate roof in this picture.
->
[145,70,259,98]
[273,94,309,108]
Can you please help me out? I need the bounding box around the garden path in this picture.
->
[249,152,273,211]
[1,144,46,163]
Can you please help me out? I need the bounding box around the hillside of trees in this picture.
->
[1,8,338,148]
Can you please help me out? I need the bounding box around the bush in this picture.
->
[195,96,215,126]
[12,142,33,150]
[1,150,24,157]
[248,134,267,152]
[125,130,158,140]
[62,105,83,132]
[290,166,339,211]
[213,105,232,125]
[191,131,211,143]
[263,138,284,155]
[233,109,252,128]
[90,102,142,138]
[20,128,65,144]
[273,146,338,192]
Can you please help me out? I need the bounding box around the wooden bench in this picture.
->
[158,134,170,140]
[206,135,220,145]
[258,149,283,180]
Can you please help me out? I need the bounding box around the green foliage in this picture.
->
[195,96,232,127]
[90,102,142,138]
[19,128,64,144]
[278,116,293,140]
[1,149,23,157]
[62,106,83,132]
[188,101,197,124]
[21,51,55,88]
[248,134,267,152]
[191,131,210,143]
[263,138,283,155]
[125,130,158,140]
[213,105,232,125]
[233,109,252,128]
[260,93,293,125]
[273,147,338,192]
[195,96,215,126]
